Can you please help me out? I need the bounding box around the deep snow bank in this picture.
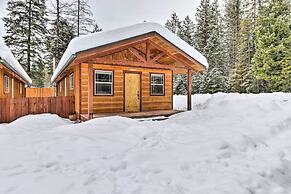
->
[0,93,291,194]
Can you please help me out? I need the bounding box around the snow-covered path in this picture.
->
[1,93,291,194]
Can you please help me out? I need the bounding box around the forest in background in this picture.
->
[2,0,291,94]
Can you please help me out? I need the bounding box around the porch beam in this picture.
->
[91,58,187,71]
[88,62,94,119]
[187,69,192,111]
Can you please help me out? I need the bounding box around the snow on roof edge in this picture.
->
[0,40,32,85]
[51,22,209,82]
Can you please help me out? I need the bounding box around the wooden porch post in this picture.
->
[88,62,93,119]
[187,69,192,111]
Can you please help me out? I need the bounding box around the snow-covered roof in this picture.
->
[0,39,32,85]
[51,22,209,82]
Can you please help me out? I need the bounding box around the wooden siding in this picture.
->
[80,63,173,114]
[0,64,26,98]
[55,64,81,116]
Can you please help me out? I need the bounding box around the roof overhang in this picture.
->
[51,22,209,83]
[0,58,31,86]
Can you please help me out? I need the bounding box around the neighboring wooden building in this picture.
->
[51,22,208,119]
[0,40,32,98]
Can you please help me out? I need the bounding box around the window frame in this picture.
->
[94,70,114,96]
[69,73,74,90]
[59,80,62,93]
[150,73,165,96]
[19,82,22,95]
[4,75,9,94]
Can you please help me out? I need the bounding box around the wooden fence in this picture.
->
[26,88,55,97]
[0,96,75,123]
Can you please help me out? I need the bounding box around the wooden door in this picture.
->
[125,73,140,112]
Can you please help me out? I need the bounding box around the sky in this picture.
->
[0,0,201,38]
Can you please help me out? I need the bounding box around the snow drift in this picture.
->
[1,93,291,194]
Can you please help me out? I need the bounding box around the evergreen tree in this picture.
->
[178,16,195,46]
[223,0,242,73]
[173,74,187,95]
[3,0,47,87]
[67,0,101,36]
[46,17,75,73]
[253,0,291,92]
[192,68,228,94]
[194,0,226,71]
[165,12,181,34]
[230,18,255,93]
[193,0,228,93]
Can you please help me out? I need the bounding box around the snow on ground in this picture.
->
[1,93,291,194]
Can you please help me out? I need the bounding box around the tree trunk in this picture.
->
[27,0,32,74]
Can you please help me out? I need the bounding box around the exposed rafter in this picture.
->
[150,52,165,63]
[128,47,146,63]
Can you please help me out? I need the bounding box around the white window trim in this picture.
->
[11,78,14,98]
[4,75,9,94]
[64,77,67,96]
[69,73,74,90]
[94,70,113,96]
[151,73,165,96]
[59,80,62,93]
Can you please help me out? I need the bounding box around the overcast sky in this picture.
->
[0,0,202,38]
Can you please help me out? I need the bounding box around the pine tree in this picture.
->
[194,0,211,57]
[178,16,195,46]
[46,17,75,73]
[3,0,47,87]
[230,18,255,93]
[192,68,228,94]
[194,0,226,71]
[223,0,242,73]
[193,0,228,93]
[67,0,101,36]
[165,12,181,34]
[253,0,291,92]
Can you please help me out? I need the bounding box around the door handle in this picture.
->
[137,91,140,100]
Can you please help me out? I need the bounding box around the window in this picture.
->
[69,73,74,90]
[20,83,22,95]
[94,70,113,95]
[4,75,9,93]
[151,73,164,95]
[59,81,62,93]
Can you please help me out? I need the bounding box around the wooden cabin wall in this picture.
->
[80,63,173,114]
[0,65,26,98]
[55,64,80,116]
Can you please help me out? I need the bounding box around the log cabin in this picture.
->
[0,40,32,98]
[51,22,208,120]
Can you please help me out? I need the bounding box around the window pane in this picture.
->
[151,85,164,95]
[151,74,164,84]
[70,74,74,89]
[96,83,112,95]
[96,72,112,82]
[4,76,9,93]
